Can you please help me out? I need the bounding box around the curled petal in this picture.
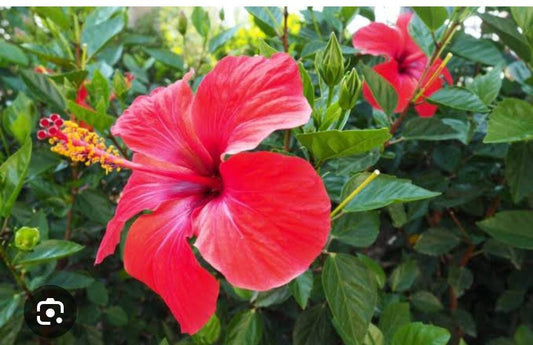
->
[192,53,311,161]
[124,197,219,334]
[112,71,213,175]
[194,152,330,290]
[353,21,404,59]
[95,154,203,264]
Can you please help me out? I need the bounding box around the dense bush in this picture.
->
[1,6,533,345]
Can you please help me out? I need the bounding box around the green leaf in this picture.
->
[515,325,533,345]
[363,324,384,345]
[252,286,291,308]
[322,254,377,345]
[290,270,313,310]
[86,70,110,113]
[209,27,238,53]
[74,189,114,224]
[332,211,380,248]
[357,254,386,289]
[496,290,525,312]
[477,211,533,249]
[297,128,391,162]
[341,172,440,212]
[298,62,314,107]
[403,117,470,144]
[20,70,66,112]
[143,48,184,70]
[49,70,89,88]
[479,13,531,63]
[67,100,114,132]
[21,43,73,67]
[0,294,20,328]
[259,40,278,58]
[413,7,448,31]
[360,64,398,116]
[467,68,502,105]
[408,14,435,57]
[391,323,450,345]
[15,239,84,265]
[193,314,221,345]
[511,7,533,61]
[105,306,128,326]
[390,259,419,292]
[2,93,35,144]
[414,228,460,256]
[33,7,70,30]
[427,87,489,113]
[484,98,533,143]
[447,267,473,297]
[378,302,411,343]
[0,40,28,66]
[225,310,263,345]
[191,7,211,37]
[505,142,533,203]
[87,281,109,306]
[82,13,125,58]
[449,32,505,66]
[47,271,95,289]
[0,315,23,345]
[245,7,282,37]
[411,291,444,313]
[293,304,333,345]
[0,139,32,217]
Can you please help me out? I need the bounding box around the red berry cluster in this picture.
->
[37,114,64,140]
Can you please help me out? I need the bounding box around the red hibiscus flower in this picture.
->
[353,13,453,117]
[93,53,331,333]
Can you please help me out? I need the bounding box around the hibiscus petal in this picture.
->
[353,21,404,58]
[194,152,330,291]
[124,197,219,334]
[112,71,213,174]
[192,53,311,160]
[362,60,418,113]
[95,154,204,264]
[395,13,421,57]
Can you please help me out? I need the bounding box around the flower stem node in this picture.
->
[14,227,40,251]
[319,33,345,88]
[339,68,362,111]
[37,114,121,174]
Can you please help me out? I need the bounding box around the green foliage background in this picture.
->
[0,6,533,345]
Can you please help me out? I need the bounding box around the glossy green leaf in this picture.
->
[403,116,470,144]
[341,172,440,212]
[193,314,221,345]
[143,48,184,70]
[67,100,114,132]
[449,32,505,66]
[391,322,450,345]
[2,93,35,144]
[191,7,211,37]
[209,27,238,53]
[258,39,278,58]
[21,43,73,67]
[408,14,434,57]
[323,254,377,345]
[505,142,533,203]
[484,98,533,143]
[332,211,380,248]
[298,62,314,107]
[87,281,109,306]
[293,304,333,345]
[357,254,386,289]
[252,286,291,308]
[290,270,313,310]
[0,315,23,345]
[82,13,125,58]
[245,7,282,37]
[448,267,473,297]
[413,7,448,31]
[390,260,419,292]
[414,228,460,255]
[49,70,89,88]
[0,40,28,66]
[479,13,531,63]
[411,291,444,313]
[33,7,70,30]
[468,68,502,105]
[0,294,20,328]
[297,128,391,162]
[46,271,95,289]
[20,70,66,112]
[0,139,32,217]
[105,306,128,326]
[477,211,533,249]
[225,310,263,345]
[86,70,110,113]
[15,239,84,265]
[496,290,525,312]
[378,302,411,342]
[360,64,398,116]
[427,87,489,113]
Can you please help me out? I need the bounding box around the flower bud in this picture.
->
[178,11,188,36]
[319,33,344,87]
[14,227,40,251]
[338,68,362,110]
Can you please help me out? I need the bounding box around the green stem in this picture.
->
[330,169,380,218]
[326,86,334,107]
[0,126,10,156]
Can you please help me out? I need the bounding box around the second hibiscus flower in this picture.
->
[353,13,452,117]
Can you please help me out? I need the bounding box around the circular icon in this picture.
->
[24,285,77,338]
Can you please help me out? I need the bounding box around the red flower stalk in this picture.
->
[353,13,453,117]
[40,53,331,334]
